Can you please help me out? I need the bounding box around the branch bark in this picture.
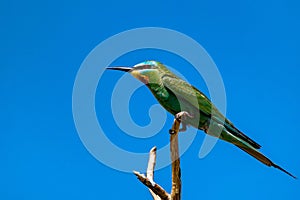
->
[146,147,161,200]
[170,118,181,200]
[133,171,170,200]
[133,115,182,200]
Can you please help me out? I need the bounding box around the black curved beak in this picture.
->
[106,67,132,72]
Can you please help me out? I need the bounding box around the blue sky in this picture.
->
[1,0,300,199]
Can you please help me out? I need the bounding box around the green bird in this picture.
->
[107,60,296,179]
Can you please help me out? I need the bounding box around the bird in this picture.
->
[106,60,296,179]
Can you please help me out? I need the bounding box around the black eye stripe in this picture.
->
[134,65,153,70]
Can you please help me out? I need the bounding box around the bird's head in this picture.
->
[107,61,163,85]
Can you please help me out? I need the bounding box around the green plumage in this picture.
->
[107,60,296,179]
[151,63,261,149]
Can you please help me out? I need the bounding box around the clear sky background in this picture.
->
[1,0,300,199]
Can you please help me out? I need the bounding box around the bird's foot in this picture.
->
[168,124,188,134]
[175,111,193,122]
[179,123,187,132]
[177,111,193,132]
[169,111,193,134]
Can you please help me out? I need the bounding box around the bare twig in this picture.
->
[133,114,183,200]
[146,146,157,181]
[146,147,161,200]
[170,118,181,200]
[133,171,170,200]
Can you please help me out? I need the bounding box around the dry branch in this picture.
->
[170,118,181,200]
[133,171,170,200]
[146,147,161,200]
[133,115,182,200]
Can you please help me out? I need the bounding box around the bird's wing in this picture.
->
[162,74,261,149]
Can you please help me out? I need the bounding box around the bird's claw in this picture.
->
[179,123,187,132]
[175,111,193,132]
[175,111,193,122]
[169,111,193,134]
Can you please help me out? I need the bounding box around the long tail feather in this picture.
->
[237,145,297,179]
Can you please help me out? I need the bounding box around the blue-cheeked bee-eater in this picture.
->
[107,60,296,179]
